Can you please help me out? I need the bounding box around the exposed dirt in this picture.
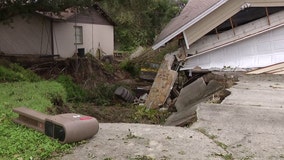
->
[48,103,137,123]
[5,54,238,125]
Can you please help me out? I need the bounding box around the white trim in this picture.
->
[152,0,229,50]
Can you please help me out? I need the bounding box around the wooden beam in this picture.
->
[229,18,236,35]
[215,28,220,40]
[265,7,271,25]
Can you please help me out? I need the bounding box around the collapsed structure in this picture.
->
[145,0,284,125]
[153,0,284,69]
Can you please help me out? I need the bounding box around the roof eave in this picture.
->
[152,0,229,50]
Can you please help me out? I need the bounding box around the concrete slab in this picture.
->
[192,104,284,160]
[60,123,226,160]
[222,74,284,108]
[192,74,284,160]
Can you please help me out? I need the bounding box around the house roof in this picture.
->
[37,4,115,25]
[36,8,76,20]
[152,0,228,50]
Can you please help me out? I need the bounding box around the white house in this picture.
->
[153,0,284,70]
[0,4,115,58]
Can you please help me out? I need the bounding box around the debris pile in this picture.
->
[141,52,237,126]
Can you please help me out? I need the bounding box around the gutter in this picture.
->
[152,0,229,50]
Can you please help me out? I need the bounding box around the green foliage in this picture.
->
[56,75,87,102]
[91,83,117,106]
[129,155,155,160]
[0,0,98,21]
[0,81,71,160]
[0,63,41,82]
[1,0,187,51]
[119,59,140,77]
[133,106,170,124]
[103,63,115,74]
[100,0,187,50]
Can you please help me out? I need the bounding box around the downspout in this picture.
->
[50,19,55,56]
[75,8,78,52]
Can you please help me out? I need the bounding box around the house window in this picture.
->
[74,26,83,44]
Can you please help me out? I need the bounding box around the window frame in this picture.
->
[74,26,83,44]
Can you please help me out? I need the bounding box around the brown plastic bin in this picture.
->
[45,113,99,143]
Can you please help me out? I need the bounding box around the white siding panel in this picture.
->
[53,22,114,58]
[273,40,284,51]
[256,42,272,54]
[184,26,284,69]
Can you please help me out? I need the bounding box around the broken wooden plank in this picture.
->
[247,62,284,74]
[267,67,284,74]
[274,70,284,75]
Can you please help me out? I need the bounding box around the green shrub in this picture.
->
[92,83,117,106]
[103,63,115,74]
[56,75,87,102]
[0,64,41,82]
[133,106,170,124]
[119,59,140,77]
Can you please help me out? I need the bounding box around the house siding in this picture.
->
[186,10,284,56]
[0,15,51,55]
[53,22,114,58]
[0,8,114,58]
[183,25,284,69]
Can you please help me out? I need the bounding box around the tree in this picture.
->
[0,0,188,50]
[100,0,187,50]
[0,0,99,21]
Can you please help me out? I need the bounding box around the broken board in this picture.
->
[247,62,284,75]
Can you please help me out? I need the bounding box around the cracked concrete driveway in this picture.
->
[60,74,284,160]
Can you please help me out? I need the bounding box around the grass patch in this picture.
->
[55,75,87,102]
[90,83,118,106]
[129,155,155,160]
[213,153,233,160]
[0,81,73,160]
[0,63,41,82]
[133,106,170,124]
[119,59,140,77]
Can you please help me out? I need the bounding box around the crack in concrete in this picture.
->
[195,128,234,160]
